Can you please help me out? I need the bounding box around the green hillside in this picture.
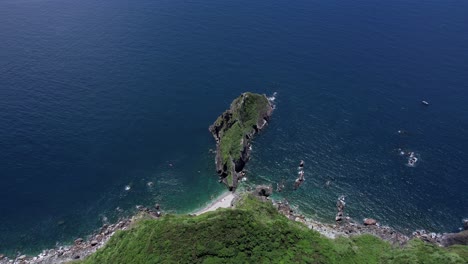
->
[77,195,468,264]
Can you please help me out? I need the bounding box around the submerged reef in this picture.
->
[209,92,273,190]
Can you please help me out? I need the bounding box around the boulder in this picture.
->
[90,240,98,246]
[0,254,4,260]
[336,196,346,212]
[463,219,468,230]
[255,185,273,197]
[364,218,377,226]
[74,238,84,245]
[335,212,343,222]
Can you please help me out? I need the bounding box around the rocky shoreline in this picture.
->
[1,187,466,263]
[252,184,468,248]
[0,205,162,264]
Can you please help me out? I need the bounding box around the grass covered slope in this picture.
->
[209,93,273,189]
[79,195,468,264]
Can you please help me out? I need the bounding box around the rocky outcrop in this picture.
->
[0,219,132,264]
[0,205,164,264]
[440,230,468,246]
[209,92,273,190]
[335,195,346,222]
[271,196,409,245]
[255,185,273,197]
[294,160,305,190]
[438,219,468,247]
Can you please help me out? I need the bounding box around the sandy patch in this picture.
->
[194,192,235,215]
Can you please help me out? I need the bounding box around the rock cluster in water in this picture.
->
[335,195,346,222]
[267,189,467,247]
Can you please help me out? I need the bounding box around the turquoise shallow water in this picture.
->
[1,0,468,255]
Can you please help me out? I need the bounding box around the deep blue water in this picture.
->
[1,0,467,255]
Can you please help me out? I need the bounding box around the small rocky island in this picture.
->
[209,92,273,190]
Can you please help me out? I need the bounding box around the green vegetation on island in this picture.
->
[209,92,273,189]
[77,194,468,264]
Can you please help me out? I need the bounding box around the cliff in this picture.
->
[209,92,273,190]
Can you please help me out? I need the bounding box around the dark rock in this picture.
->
[441,230,468,246]
[293,177,304,190]
[335,212,343,222]
[74,255,81,259]
[463,219,468,230]
[155,203,160,210]
[255,185,273,197]
[74,238,84,245]
[90,240,98,246]
[364,218,377,226]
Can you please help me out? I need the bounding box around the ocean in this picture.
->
[1,0,467,255]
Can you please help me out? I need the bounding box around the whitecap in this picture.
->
[267,92,277,102]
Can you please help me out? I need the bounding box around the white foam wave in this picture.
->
[268,92,277,109]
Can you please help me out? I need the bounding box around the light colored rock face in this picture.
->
[364,218,377,226]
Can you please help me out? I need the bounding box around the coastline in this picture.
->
[0,192,237,264]
[1,188,464,263]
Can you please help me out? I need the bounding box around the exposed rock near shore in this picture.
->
[255,185,273,197]
[273,196,410,246]
[0,206,162,264]
[209,92,273,190]
[335,195,346,222]
[273,192,467,248]
[440,230,468,246]
[364,218,377,226]
[0,220,130,264]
